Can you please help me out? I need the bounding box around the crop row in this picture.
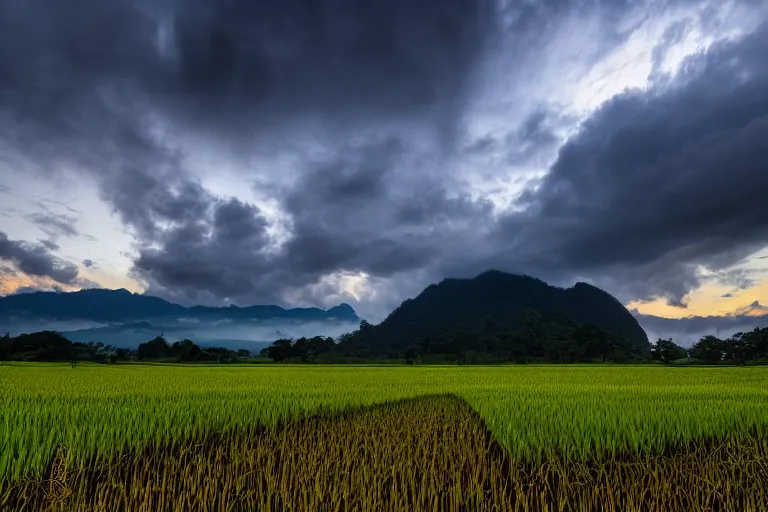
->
[2,364,768,483]
[4,394,767,512]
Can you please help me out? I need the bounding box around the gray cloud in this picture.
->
[133,194,276,304]
[666,297,690,309]
[27,213,79,238]
[26,210,97,242]
[38,239,60,252]
[82,259,95,268]
[128,136,493,310]
[650,18,693,84]
[711,268,762,291]
[0,231,79,285]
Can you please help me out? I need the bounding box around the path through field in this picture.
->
[4,394,768,512]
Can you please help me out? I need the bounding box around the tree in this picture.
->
[691,335,725,364]
[741,327,768,360]
[650,338,688,364]
[263,338,293,362]
[137,335,172,360]
[359,319,374,334]
[201,346,236,363]
[171,339,202,362]
[404,346,419,365]
[115,348,135,361]
[291,337,312,362]
[0,331,73,361]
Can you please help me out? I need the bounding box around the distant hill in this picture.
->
[0,288,359,324]
[336,270,648,360]
[60,322,272,352]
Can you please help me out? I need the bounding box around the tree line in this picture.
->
[3,321,767,366]
[650,327,768,365]
[262,314,768,365]
[349,310,645,364]
[0,332,253,363]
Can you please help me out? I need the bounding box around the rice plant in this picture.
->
[2,364,768,510]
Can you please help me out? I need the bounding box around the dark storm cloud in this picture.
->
[132,137,492,306]
[281,137,495,281]
[491,23,768,305]
[2,0,768,315]
[0,231,79,284]
[132,192,279,303]
[0,0,496,145]
[168,0,495,125]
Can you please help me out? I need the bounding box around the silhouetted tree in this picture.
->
[172,339,202,362]
[403,346,419,365]
[691,335,725,364]
[137,335,172,360]
[263,338,293,362]
[0,331,73,361]
[650,338,688,364]
[741,327,768,360]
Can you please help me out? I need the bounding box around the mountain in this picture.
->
[0,288,359,323]
[0,289,360,348]
[338,270,648,358]
[60,321,273,353]
[0,288,183,322]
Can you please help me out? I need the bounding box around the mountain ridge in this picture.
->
[0,288,359,324]
[344,270,648,356]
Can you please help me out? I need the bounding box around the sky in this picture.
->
[1,0,768,342]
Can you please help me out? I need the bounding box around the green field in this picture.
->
[2,363,768,510]
[3,364,768,478]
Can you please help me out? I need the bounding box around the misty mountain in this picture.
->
[0,288,359,323]
[341,270,649,355]
[0,288,360,348]
[60,322,273,352]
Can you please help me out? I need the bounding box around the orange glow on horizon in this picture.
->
[628,279,768,319]
[0,267,141,296]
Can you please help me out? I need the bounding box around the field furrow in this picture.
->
[3,394,767,512]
